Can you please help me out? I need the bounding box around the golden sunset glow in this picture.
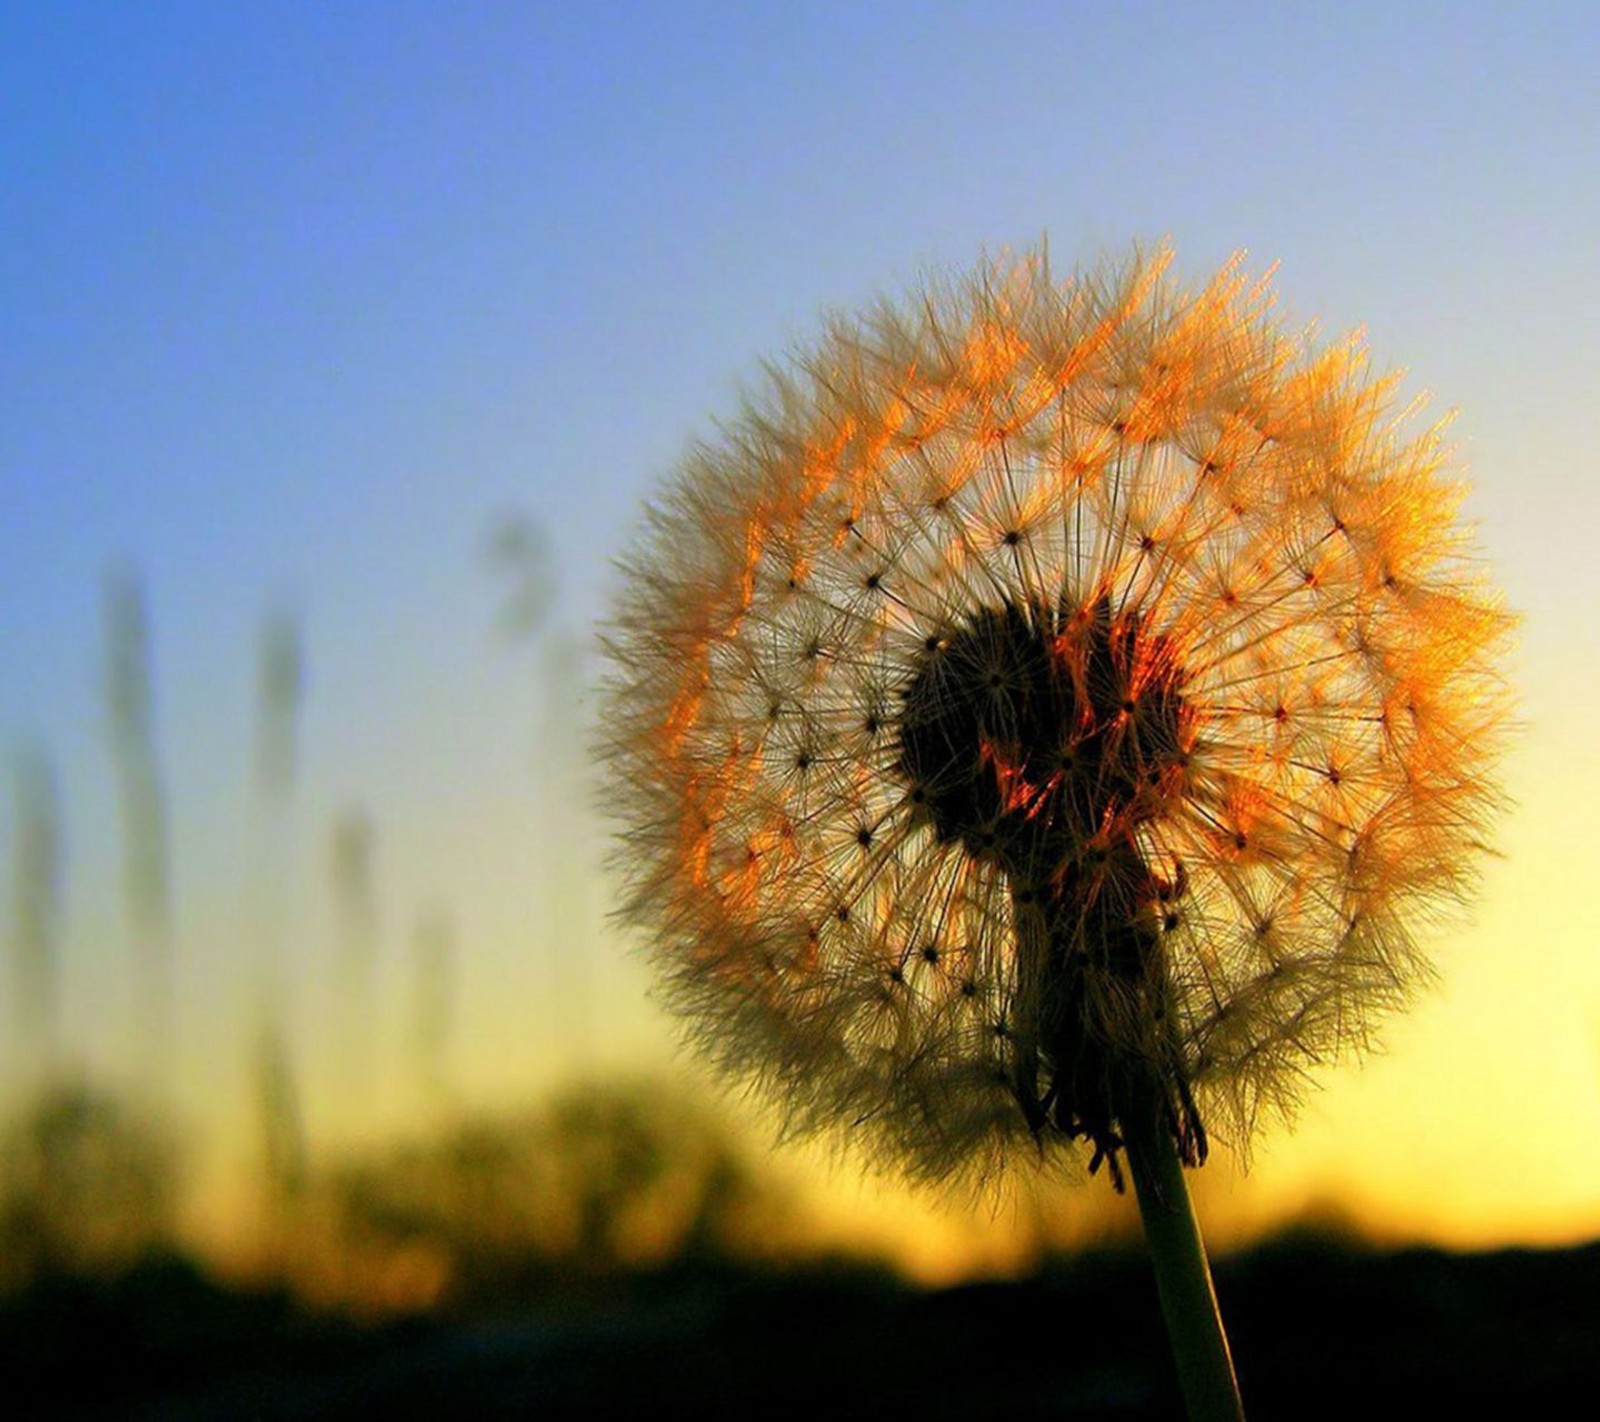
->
[6,13,1599,1415]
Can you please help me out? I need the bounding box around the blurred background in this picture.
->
[3,3,1598,1415]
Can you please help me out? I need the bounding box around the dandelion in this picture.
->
[600,245,1512,1418]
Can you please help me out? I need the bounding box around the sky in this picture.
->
[3,1,1599,1267]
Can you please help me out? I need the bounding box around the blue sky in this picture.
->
[3,2,1599,1244]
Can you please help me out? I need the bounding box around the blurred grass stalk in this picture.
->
[410,905,455,1114]
[251,607,308,1252]
[331,808,378,1108]
[9,743,62,1093]
[103,566,174,1098]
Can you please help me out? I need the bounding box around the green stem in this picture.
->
[1123,1095,1245,1422]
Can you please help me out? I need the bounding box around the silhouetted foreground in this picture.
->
[6,1235,1598,1419]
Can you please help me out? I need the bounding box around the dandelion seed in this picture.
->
[599,244,1513,1415]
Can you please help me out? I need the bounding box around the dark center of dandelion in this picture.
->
[895,593,1205,1184]
[897,594,1189,877]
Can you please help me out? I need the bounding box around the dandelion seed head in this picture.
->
[600,245,1514,1188]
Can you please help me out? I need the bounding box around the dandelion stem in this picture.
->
[1123,1084,1245,1422]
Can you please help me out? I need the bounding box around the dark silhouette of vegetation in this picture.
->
[0,1081,180,1293]
[330,1080,795,1310]
[3,1225,1599,1419]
